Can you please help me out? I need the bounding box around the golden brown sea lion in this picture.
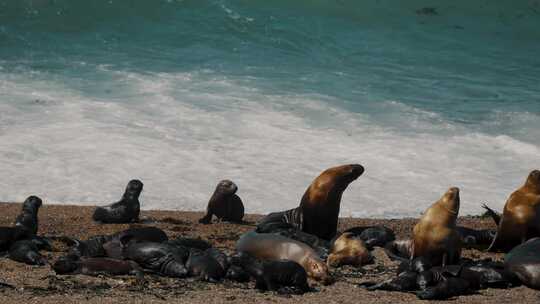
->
[327,232,372,268]
[300,164,364,240]
[199,180,244,224]
[236,231,333,285]
[412,187,461,266]
[488,170,540,252]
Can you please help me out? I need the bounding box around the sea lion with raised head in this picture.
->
[93,179,143,224]
[236,231,333,284]
[412,187,461,266]
[327,232,372,268]
[488,170,540,252]
[14,196,42,235]
[258,164,364,241]
[199,180,244,224]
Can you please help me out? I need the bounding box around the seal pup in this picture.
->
[199,180,244,224]
[236,231,333,284]
[488,170,540,252]
[53,255,143,278]
[259,164,364,240]
[122,242,188,278]
[0,227,30,252]
[412,187,461,266]
[93,179,143,224]
[102,226,168,259]
[504,237,540,289]
[341,226,396,249]
[249,259,310,294]
[384,239,413,261]
[456,226,495,250]
[9,239,47,265]
[186,248,226,282]
[327,232,372,268]
[14,196,42,235]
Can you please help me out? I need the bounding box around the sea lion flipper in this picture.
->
[482,203,501,226]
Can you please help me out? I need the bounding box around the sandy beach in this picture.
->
[0,202,539,304]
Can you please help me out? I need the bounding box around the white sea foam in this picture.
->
[0,70,539,218]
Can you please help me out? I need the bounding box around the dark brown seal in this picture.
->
[199,180,244,224]
[300,164,364,240]
[236,231,333,284]
[412,187,461,266]
[259,164,364,241]
[488,170,540,252]
[92,179,143,224]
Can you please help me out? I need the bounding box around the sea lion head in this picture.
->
[123,179,143,200]
[440,187,460,215]
[321,164,364,191]
[22,196,42,211]
[305,257,333,285]
[525,170,540,193]
[215,180,238,195]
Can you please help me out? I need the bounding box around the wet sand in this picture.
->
[0,202,539,303]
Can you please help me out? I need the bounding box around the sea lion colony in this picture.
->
[0,166,539,300]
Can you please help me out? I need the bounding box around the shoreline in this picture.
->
[0,202,538,303]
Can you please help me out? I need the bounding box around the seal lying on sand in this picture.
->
[9,238,48,265]
[14,196,42,235]
[327,232,372,268]
[340,226,396,249]
[505,237,540,290]
[93,179,143,224]
[0,227,29,252]
[186,248,227,282]
[122,242,188,278]
[488,170,540,252]
[255,221,330,258]
[199,180,244,224]
[361,258,517,299]
[71,226,168,258]
[412,187,461,266]
[259,164,364,241]
[102,226,169,259]
[53,255,144,278]
[236,231,332,284]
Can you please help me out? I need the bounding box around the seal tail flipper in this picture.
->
[481,204,501,226]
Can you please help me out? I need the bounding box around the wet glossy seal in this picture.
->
[93,179,143,224]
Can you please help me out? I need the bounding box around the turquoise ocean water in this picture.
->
[0,0,539,217]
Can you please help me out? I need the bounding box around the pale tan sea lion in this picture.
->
[412,187,461,266]
[488,170,540,252]
[235,231,333,284]
[327,232,371,267]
